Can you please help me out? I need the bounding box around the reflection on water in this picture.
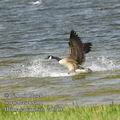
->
[0,0,120,105]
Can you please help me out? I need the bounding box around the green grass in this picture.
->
[0,99,119,120]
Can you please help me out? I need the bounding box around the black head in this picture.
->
[46,55,53,60]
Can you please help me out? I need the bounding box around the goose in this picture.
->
[46,30,92,74]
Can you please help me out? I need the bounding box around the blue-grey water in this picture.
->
[0,0,120,105]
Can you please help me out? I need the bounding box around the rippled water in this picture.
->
[0,0,120,105]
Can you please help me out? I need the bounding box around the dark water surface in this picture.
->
[0,0,120,105]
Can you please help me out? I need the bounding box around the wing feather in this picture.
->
[83,42,92,53]
[69,30,85,65]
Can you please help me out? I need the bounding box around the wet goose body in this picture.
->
[47,30,92,74]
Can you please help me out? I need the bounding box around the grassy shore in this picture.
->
[0,99,119,120]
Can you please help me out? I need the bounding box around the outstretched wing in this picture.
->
[83,42,92,53]
[68,30,85,65]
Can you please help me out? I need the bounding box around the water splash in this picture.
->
[17,58,68,78]
[13,56,119,78]
[88,56,119,71]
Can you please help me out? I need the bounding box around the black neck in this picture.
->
[52,56,61,61]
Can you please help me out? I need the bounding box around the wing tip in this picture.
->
[70,30,79,39]
[71,29,76,33]
[83,42,92,53]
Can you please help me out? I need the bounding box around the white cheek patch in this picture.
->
[49,56,52,60]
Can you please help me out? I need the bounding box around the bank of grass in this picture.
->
[0,100,119,120]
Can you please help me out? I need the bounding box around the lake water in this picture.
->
[0,0,120,105]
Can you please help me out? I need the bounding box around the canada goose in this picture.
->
[46,30,92,74]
